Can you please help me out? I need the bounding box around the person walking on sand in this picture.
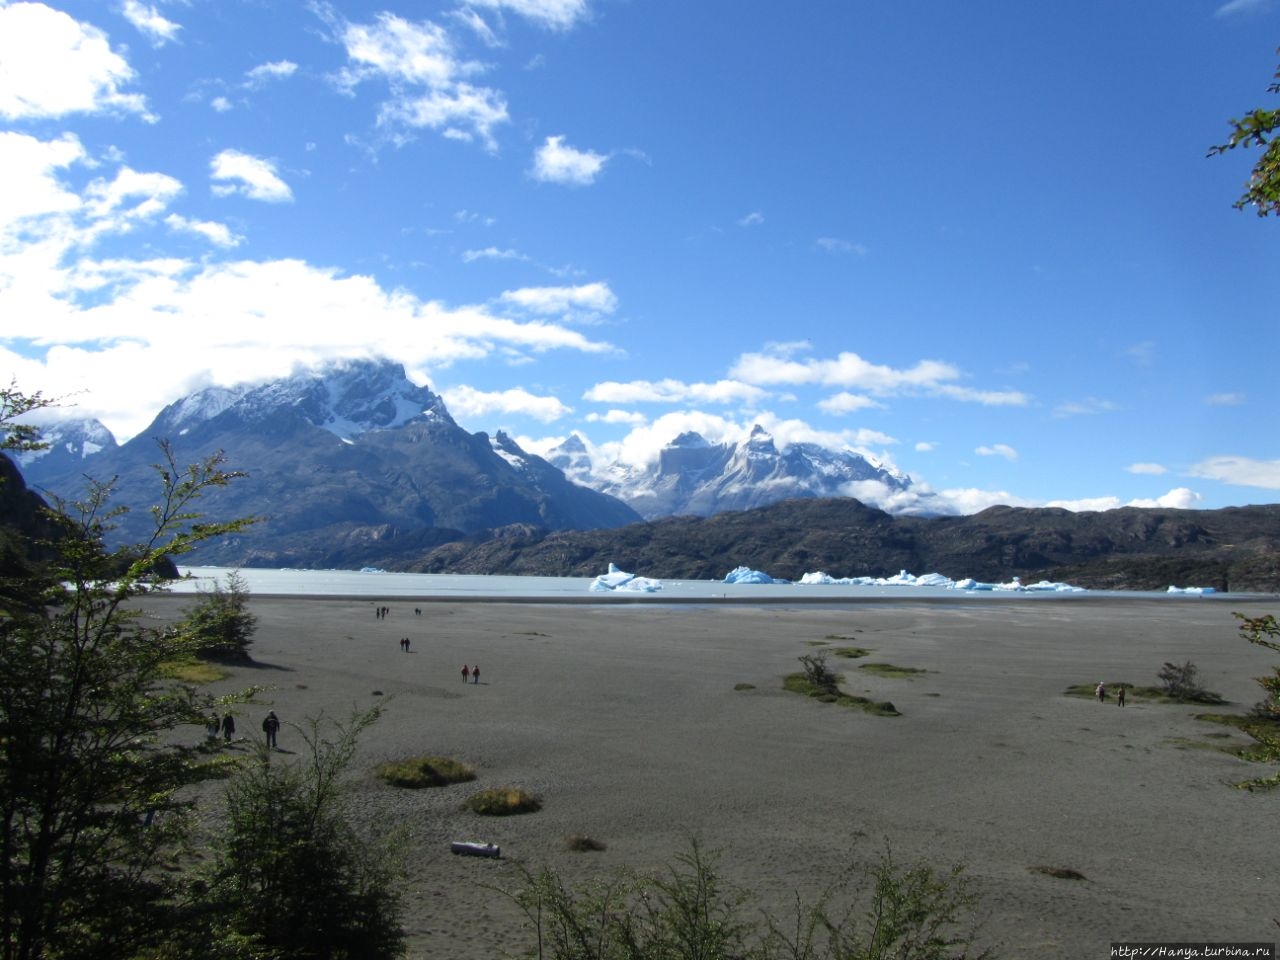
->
[1117,685,1126,707]
[472,664,480,684]
[262,710,280,748]
[221,712,236,742]
[1095,681,1106,703]
[206,712,220,741]
[462,664,470,683]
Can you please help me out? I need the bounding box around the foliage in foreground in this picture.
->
[507,839,991,960]
[1209,48,1280,216]
[1218,613,1280,789]
[174,709,406,960]
[0,410,255,959]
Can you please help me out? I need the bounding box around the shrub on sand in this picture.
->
[376,756,475,789]
[465,788,542,816]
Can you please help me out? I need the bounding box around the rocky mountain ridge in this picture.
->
[548,424,912,519]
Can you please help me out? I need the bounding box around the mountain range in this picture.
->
[14,358,914,567]
[10,358,1279,591]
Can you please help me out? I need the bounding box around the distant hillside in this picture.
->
[402,497,1280,593]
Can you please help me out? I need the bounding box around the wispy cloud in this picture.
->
[737,211,764,227]
[815,236,867,256]
[245,60,298,87]
[584,378,767,406]
[531,136,607,185]
[1053,397,1118,418]
[465,0,592,31]
[121,1,181,47]
[326,9,509,150]
[1189,456,1280,490]
[210,150,293,202]
[976,444,1018,461]
[1214,0,1276,17]
[1125,462,1167,476]
[500,281,616,316]
[462,247,528,263]
[731,348,1028,406]
[1206,392,1245,406]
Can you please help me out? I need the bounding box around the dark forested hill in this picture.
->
[401,498,1280,593]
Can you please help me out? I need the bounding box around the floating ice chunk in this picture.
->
[1167,585,1216,595]
[724,566,780,584]
[589,563,662,593]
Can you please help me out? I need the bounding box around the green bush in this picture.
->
[375,756,475,788]
[464,788,542,816]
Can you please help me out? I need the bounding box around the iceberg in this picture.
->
[1166,585,1216,595]
[724,566,785,584]
[589,563,663,593]
[800,570,1085,593]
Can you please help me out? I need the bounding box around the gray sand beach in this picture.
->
[147,593,1280,959]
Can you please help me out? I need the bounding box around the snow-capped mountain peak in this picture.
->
[151,358,452,441]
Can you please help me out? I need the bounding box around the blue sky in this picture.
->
[1,0,1278,515]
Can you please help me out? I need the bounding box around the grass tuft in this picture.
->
[733,682,756,691]
[832,647,872,659]
[464,787,542,816]
[784,673,899,717]
[376,756,476,789]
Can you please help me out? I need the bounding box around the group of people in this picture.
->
[461,663,480,684]
[399,637,412,652]
[206,710,281,747]
[1095,681,1126,707]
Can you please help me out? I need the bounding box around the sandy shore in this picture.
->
[146,593,1280,959]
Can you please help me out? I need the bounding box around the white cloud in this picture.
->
[164,214,242,248]
[500,281,616,315]
[818,391,882,415]
[465,0,591,30]
[331,11,509,150]
[737,211,764,227]
[1189,455,1280,490]
[975,443,1018,461]
[245,60,298,86]
[210,150,293,202]
[731,348,1028,406]
[584,409,647,425]
[211,96,232,112]
[1125,488,1203,509]
[121,0,180,46]
[914,441,936,452]
[584,378,767,406]
[1125,462,1167,476]
[441,384,571,422]
[0,2,151,120]
[85,166,183,222]
[531,135,607,185]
